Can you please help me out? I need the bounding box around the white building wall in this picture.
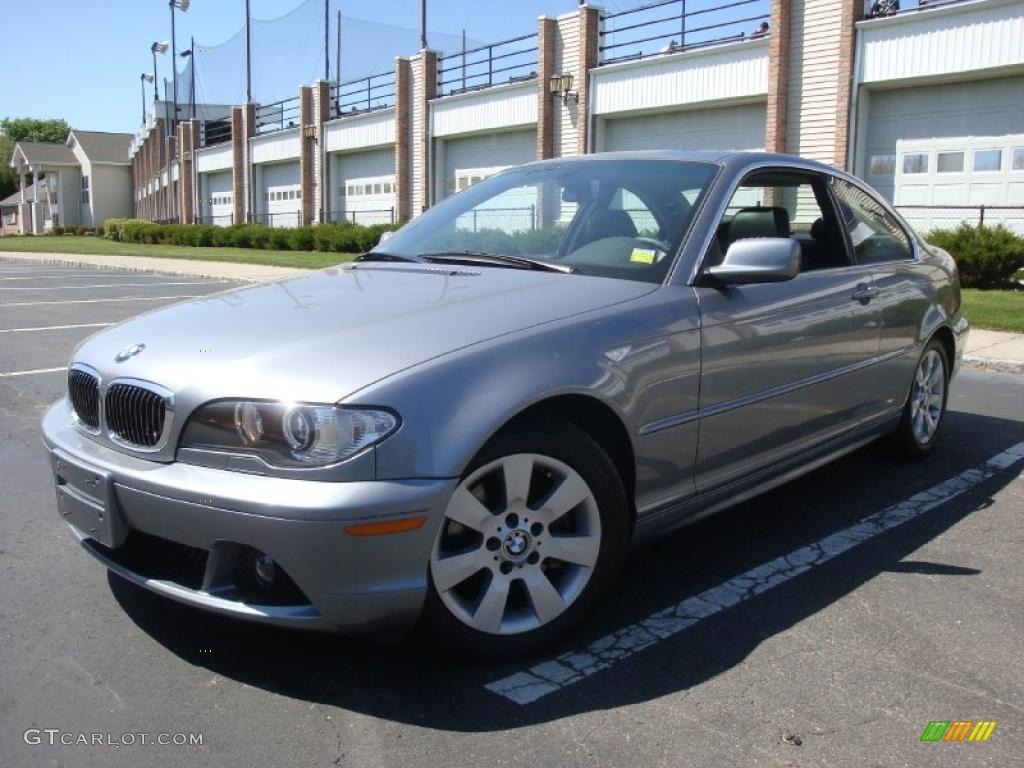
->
[431,82,538,137]
[196,144,233,173]
[858,0,1024,85]
[324,109,396,153]
[590,39,769,116]
[251,129,301,164]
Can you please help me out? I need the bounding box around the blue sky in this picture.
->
[1,0,614,135]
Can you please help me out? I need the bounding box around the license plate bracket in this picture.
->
[51,449,126,548]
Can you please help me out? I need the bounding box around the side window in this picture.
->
[712,171,850,272]
[831,178,912,264]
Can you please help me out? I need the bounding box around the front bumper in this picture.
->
[42,399,457,636]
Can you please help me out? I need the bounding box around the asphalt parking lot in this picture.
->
[1,261,1021,768]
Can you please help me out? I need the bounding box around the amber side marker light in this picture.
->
[344,515,427,537]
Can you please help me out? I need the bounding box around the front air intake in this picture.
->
[67,368,100,430]
[105,383,167,448]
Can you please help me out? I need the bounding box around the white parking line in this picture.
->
[0,366,67,378]
[0,323,113,334]
[0,294,205,308]
[485,441,1024,705]
[0,281,217,291]
[0,272,129,280]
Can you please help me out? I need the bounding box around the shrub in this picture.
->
[50,226,64,236]
[289,226,315,252]
[926,224,1024,289]
[268,228,292,251]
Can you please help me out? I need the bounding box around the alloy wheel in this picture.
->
[910,349,945,444]
[430,452,602,635]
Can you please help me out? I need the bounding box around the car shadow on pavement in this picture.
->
[110,410,1023,732]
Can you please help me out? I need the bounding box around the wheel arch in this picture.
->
[490,393,638,526]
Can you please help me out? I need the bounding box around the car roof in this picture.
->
[520,150,840,174]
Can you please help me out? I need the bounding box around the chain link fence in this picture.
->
[895,205,1024,236]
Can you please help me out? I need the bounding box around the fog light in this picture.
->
[254,553,276,585]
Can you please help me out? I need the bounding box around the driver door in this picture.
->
[693,169,884,492]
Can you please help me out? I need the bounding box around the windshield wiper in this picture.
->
[419,251,576,274]
[356,251,424,263]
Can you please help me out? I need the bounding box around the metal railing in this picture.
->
[438,33,538,97]
[454,206,538,232]
[201,119,232,148]
[249,211,303,228]
[599,0,770,65]
[255,95,302,135]
[196,213,234,226]
[895,204,1024,234]
[324,208,396,226]
[331,72,396,118]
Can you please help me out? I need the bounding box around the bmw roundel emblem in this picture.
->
[115,343,146,363]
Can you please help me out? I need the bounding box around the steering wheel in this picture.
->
[633,236,673,256]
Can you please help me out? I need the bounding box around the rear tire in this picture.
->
[890,338,949,458]
[423,416,630,659]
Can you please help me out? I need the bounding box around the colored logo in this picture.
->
[920,721,997,742]
[114,342,146,363]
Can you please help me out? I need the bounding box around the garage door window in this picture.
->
[902,154,928,174]
[869,154,895,176]
[974,150,1002,172]
[1013,148,1024,171]
[832,178,911,264]
[937,152,964,173]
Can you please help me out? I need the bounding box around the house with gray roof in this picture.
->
[6,129,133,235]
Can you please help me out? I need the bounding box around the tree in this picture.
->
[0,118,71,199]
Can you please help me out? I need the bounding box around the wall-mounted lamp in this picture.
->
[303,125,318,142]
[548,73,576,105]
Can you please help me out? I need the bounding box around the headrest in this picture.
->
[586,209,638,241]
[810,217,830,242]
[728,206,790,243]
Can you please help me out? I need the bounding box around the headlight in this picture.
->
[181,400,399,467]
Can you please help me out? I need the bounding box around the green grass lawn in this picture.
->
[0,235,356,269]
[962,289,1024,333]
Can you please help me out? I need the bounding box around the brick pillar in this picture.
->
[240,103,257,224]
[313,81,332,223]
[177,121,199,225]
[409,50,437,216]
[537,17,556,160]
[299,86,315,226]
[394,57,412,223]
[765,0,792,154]
[164,135,177,221]
[834,0,860,169]
[576,4,600,155]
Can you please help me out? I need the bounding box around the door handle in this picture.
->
[852,284,880,304]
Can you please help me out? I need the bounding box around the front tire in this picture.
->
[891,338,949,458]
[423,417,630,659]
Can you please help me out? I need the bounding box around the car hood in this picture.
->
[73,263,657,403]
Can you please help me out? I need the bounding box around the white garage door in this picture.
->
[441,129,536,199]
[600,103,766,153]
[334,148,395,226]
[261,161,301,228]
[864,75,1024,203]
[201,170,233,226]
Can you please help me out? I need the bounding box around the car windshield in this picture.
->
[372,159,718,283]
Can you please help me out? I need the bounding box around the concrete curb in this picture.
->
[963,355,1024,375]
[0,252,310,284]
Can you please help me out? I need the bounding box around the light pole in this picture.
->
[179,42,194,120]
[140,73,154,124]
[168,0,190,131]
[151,41,169,103]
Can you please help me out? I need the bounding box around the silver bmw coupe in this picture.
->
[43,151,968,656]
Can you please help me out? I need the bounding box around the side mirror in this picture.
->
[706,238,801,284]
